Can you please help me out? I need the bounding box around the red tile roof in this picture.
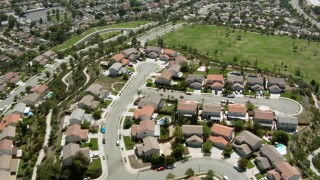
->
[111,53,125,62]
[211,124,234,137]
[208,135,228,146]
[207,74,224,82]
[66,124,88,140]
[31,85,48,94]
[0,139,12,151]
[254,110,274,121]
[163,49,176,56]
[1,114,20,126]
[177,101,198,111]
[228,104,247,113]
[133,105,155,119]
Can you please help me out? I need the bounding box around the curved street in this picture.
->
[102,62,248,180]
[290,0,320,28]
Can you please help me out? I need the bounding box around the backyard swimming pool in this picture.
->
[276,143,287,155]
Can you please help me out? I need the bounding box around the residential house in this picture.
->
[227,104,247,120]
[131,120,160,139]
[206,74,224,91]
[65,124,89,144]
[202,103,221,121]
[145,46,162,55]
[182,125,203,138]
[62,143,90,167]
[0,114,20,130]
[78,95,99,109]
[69,108,85,125]
[0,126,16,140]
[109,62,127,76]
[0,79,7,91]
[186,135,203,147]
[174,55,188,65]
[135,136,160,158]
[159,54,170,61]
[209,124,234,149]
[2,72,19,84]
[20,93,40,106]
[133,105,155,120]
[186,74,204,90]
[247,77,264,86]
[32,55,48,66]
[177,101,198,116]
[85,83,109,99]
[253,110,275,129]
[255,145,284,171]
[251,84,265,92]
[137,95,162,109]
[233,131,262,156]
[0,139,13,156]
[111,53,125,62]
[8,103,26,117]
[268,77,286,89]
[147,52,158,59]
[167,64,181,77]
[0,55,10,62]
[227,75,244,85]
[30,84,49,98]
[155,70,173,85]
[163,49,178,58]
[267,162,300,180]
[121,48,140,61]
[276,115,298,132]
[42,50,57,60]
[231,83,244,91]
[269,85,282,94]
[0,154,11,171]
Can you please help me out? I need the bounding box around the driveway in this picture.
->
[188,147,203,158]
[159,142,172,156]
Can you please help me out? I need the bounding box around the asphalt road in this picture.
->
[103,62,248,180]
[137,23,184,46]
[290,0,320,28]
[140,89,301,115]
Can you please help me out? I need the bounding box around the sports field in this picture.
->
[52,21,150,51]
[156,25,320,81]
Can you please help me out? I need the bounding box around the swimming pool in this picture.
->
[158,116,170,125]
[275,143,287,155]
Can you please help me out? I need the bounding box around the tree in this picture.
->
[45,71,51,78]
[131,37,138,47]
[185,168,195,177]
[165,155,176,165]
[171,143,184,158]
[238,157,248,170]
[39,18,43,24]
[150,154,165,165]
[233,120,244,132]
[205,169,215,180]
[202,141,213,153]
[37,157,61,180]
[271,130,290,145]
[8,15,16,29]
[173,126,183,142]
[157,38,164,47]
[166,172,175,179]
[180,62,189,72]
[25,86,32,92]
[39,43,47,52]
[60,63,67,71]
[71,152,89,175]
[203,124,210,140]
[93,110,102,119]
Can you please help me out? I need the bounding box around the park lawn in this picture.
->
[52,21,150,50]
[100,31,120,40]
[123,136,136,150]
[281,92,302,102]
[86,159,102,179]
[49,13,72,23]
[153,24,320,82]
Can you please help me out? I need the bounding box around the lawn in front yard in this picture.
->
[128,154,151,169]
[123,136,136,150]
[86,159,102,179]
[247,160,255,169]
[128,108,136,112]
[160,126,170,139]
[255,173,267,180]
[17,159,24,177]
[81,138,99,150]
[280,92,302,102]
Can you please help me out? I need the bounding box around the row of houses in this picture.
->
[0,71,19,91]
[32,50,57,66]
[19,84,50,106]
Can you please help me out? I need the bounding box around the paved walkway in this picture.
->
[307,148,320,176]
[31,109,53,180]
[83,66,90,87]
[61,71,72,91]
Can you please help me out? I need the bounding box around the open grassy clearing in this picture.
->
[52,21,150,51]
[100,31,120,40]
[153,25,320,82]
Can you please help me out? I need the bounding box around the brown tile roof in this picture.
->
[254,110,274,121]
[3,71,17,81]
[140,119,155,132]
[211,124,234,137]
[208,135,228,146]
[66,124,88,140]
[186,135,203,143]
[275,162,300,180]
[209,82,223,87]
[160,70,173,80]
[0,154,11,170]
[163,49,176,56]
[228,104,247,113]
[133,105,155,119]
[1,113,20,126]
[175,55,187,63]
[182,125,202,135]
[177,101,197,111]
[207,74,224,82]
[121,58,130,65]
[203,103,221,113]
[0,139,12,151]
[31,84,48,94]
[111,53,125,62]
[267,169,281,180]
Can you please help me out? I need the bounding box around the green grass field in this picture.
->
[153,25,320,81]
[100,31,119,40]
[123,136,136,150]
[52,21,150,51]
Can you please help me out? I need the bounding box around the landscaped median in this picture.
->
[52,21,151,51]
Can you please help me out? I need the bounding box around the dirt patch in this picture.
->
[159,142,172,156]
[128,155,151,169]
[96,76,125,92]
[112,82,125,92]
[65,74,74,87]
